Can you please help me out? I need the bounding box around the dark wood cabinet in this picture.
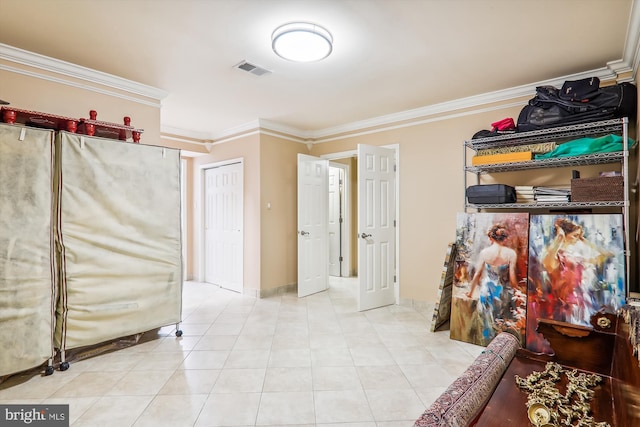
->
[472,308,640,426]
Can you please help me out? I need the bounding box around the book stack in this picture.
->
[515,185,571,203]
[515,185,535,203]
[534,186,571,202]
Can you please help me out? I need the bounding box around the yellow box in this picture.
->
[471,151,533,166]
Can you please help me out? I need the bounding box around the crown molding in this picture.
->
[0,43,168,101]
[255,119,312,142]
[210,129,261,146]
[622,0,640,79]
[0,63,164,109]
[203,64,626,144]
[162,119,273,145]
[210,119,262,141]
[309,67,621,141]
[160,133,212,149]
[314,100,527,144]
[161,124,213,142]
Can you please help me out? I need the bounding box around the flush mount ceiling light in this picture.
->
[271,22,333,62]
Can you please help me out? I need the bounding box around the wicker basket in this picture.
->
[571,176,624,202]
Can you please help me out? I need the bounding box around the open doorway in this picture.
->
[323,145,400,309]
[297,145,399,310]
[328,160,353,278]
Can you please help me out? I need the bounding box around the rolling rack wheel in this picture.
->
[44,362,54,376]
[175,322,183,337]
[59,349,70,371]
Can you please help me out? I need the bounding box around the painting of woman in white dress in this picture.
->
[451,213,529,347]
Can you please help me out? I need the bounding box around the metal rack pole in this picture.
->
[623,117,630,296]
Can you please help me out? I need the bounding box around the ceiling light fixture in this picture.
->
[271,22,333,62]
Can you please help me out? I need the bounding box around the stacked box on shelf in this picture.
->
[0,124,56,377]
[571,175,624,201]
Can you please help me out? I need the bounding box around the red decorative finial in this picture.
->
[85,123,95,136]
[132,131,141,143]
[89,110,97,120]
[123,116,131,126]
[66,120,77,133]
[2,109,16,124]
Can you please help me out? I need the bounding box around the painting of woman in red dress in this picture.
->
[526,214,625,353]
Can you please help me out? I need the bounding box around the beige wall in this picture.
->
[307,92,640,303]
[310,100,531,303]
[6,52,637,302]
[187,133,309,296]
[259,135,310,293]
[190,134,261,295]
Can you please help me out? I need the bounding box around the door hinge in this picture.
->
[339,256,343,262]
[339,217,343,223]
[394,275,396,282]
[393,164,397,172]
[394,220,396,227]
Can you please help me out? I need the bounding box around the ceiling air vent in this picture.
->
[234,61,271,77]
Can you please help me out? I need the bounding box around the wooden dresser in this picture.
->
[472,307,640,426]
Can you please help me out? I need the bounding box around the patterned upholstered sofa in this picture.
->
[413,332,521,427]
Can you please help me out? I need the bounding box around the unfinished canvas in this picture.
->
[451,212,529,347]
[526,214,626,353]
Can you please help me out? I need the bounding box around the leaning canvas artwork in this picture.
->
[526,214,626,353]
[451,212,529,347]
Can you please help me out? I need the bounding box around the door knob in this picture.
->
[299,230,310,236]
[360,233,372,239]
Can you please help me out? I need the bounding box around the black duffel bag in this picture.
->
[517,80,637,132]
[559,77,601,102]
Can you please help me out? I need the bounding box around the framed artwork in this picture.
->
[451,212,529,347]
[526,214,626,353]
[430,243,456,332]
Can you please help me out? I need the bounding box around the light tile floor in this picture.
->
[0,277,484,426]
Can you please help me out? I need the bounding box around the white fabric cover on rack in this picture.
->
[54,132,182,350]
[0,124,55,377]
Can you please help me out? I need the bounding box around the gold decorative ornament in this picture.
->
[527,402,551,426]
[596,316,611,329]
[515,362,610,427]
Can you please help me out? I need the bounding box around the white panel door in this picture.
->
[328,165,341,276]
[357,144,396,311]
[298,154,328,297]
[204,162,243,293]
